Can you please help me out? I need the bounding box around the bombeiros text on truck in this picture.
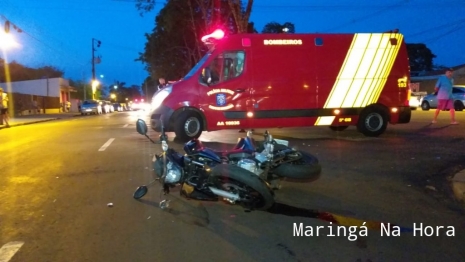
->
[150,29,411,141]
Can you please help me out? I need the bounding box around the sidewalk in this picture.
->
[0,112,82,130]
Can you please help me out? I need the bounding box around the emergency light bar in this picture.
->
[201,29,225,43]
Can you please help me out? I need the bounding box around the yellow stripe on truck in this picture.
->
[315,33,403,126]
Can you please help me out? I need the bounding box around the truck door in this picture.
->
[200,50,253,130]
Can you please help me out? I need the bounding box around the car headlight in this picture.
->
[151,86,172,110]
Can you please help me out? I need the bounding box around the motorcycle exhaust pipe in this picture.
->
[208,187,240,201]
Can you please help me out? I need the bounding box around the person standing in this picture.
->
[66,100,71,112]
[432,68,458,124]
[157,78,167,91]
[0,87,10,127]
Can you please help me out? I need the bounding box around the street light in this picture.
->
[92,80,99,100]
[0,30,19,50]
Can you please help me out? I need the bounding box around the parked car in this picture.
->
[101,100,114,113]
[80,100,102,115]
[113,103,123,111]
[420,85,465,111]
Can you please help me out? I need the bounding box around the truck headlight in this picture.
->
[151,86,172,110]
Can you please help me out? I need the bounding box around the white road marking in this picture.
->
[0,241,24,262]
[123,124,129,128]
[99,138,115,151]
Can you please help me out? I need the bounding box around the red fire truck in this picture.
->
[150,30,411,141]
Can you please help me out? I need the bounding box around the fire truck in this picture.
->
[150,29,411,141]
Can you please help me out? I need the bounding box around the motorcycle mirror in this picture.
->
[136,119,148,135]
[133,185,148,199]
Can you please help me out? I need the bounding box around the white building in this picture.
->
[0,77,76,115]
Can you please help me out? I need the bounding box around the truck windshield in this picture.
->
[183,52,212,80]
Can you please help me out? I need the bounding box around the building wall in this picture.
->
[411,66,465,94]
[0,78,75,116]
[0,78,66,97]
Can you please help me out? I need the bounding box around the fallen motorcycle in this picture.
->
[183,130,322,182]
[133,119,275,211]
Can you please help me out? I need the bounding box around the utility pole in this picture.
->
[91,38,101,100]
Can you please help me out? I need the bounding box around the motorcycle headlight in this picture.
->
[165,161,182,184]
[151,86,172,110]
[161,141,168,152]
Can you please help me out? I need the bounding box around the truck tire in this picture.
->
[174,111,203,142]
[210,164,274,210]
[357,107,387,137]
[271,151,322,180]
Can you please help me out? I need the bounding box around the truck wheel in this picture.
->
[357,107,387,137]
[210,164,274,210]
[454,101,464,111]
[329,126,348,131]
[174,111,203,142]
[421,101,430,111]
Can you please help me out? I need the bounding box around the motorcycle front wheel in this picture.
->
[272,151,322,180]
[210,164,274,211]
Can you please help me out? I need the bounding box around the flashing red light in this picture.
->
[201,29,225,42]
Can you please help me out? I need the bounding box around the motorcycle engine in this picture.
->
[237,159,261,176]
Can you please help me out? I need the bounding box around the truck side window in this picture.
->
[234,51,245,77]
[203,51,245,86]
[222,51,245,80]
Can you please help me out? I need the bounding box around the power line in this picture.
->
[406,18,465,38]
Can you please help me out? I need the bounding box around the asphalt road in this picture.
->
[0,110,464,262]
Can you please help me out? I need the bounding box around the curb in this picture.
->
[0,118,60,130]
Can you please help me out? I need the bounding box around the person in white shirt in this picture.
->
[0,87,10,127]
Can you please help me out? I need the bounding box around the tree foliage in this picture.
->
[0,58,63,82]
[406,43,436,72]
[261,22,295,33]
[136,0,254,85]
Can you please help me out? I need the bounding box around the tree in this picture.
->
[406,43,436,72]
[135,0,255,82]
[69,79,92,100]
[0,59,63,82]
[262,22,295,33]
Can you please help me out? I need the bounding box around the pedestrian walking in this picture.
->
[432,68,458,124]
[0,87,10,127]
[66,100,71,112]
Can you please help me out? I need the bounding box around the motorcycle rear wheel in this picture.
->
[210,164,274,211]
